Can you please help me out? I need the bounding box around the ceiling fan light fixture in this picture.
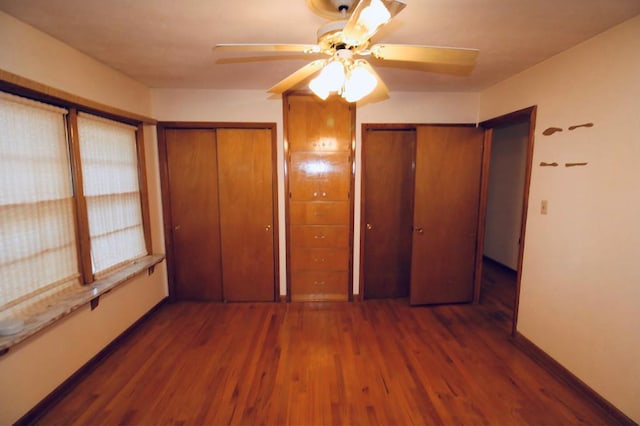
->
[309,77,330,100]
[309,60,346,100]
[342,61,377,102]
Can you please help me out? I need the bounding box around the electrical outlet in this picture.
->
[541,200,548,215]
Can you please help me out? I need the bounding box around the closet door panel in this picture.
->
[410,126,484,305]
[217,128,275,302]
[165,129,222,301]
[362,129,416,299]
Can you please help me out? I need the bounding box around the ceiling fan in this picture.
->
[215,0,479,102]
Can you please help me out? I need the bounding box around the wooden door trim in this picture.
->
[282,97,292,302]
[156,125,175,300]
[269,125,280,302]
[362,123,479,132]
[478,105,537,336]
[156,122,279,302]
[473,128,493,304]
[348,104,356,302]
[157,121,276,130]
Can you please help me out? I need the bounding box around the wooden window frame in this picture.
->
[0,76,154,288]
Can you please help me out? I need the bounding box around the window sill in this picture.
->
[0,254,165,354]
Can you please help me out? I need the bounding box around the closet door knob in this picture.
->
[366,223,373,230]
[265,225,271,231]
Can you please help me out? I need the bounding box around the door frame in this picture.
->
[157,122,280,302]
[475,106,537,335]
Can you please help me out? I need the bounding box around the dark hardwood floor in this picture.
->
[36,260,617,425]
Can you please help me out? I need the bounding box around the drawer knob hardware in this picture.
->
[314,258,326,263]
[366,223,373,230]
[415,227,424,234]
[265,224,271,231]
[314,235,326,239]
[313,281,326,285]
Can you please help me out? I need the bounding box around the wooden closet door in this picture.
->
[217,128,276,302]
[362,129,416,299]
[165,129,222,301]
[410,126,484,305]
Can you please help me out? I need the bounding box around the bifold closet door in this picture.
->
[165,129,223,301]
[410,126,484,305]
[362,129,416,299]
[217,128,276,302]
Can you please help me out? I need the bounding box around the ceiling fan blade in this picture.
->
[369,44,479,68]
[268,60,326,94]
[341,0,407,46]
[215,43,320,54]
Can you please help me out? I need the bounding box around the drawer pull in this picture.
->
[322,192,327,197]
[313,258,326,263]
[313,192,318,197]
[314,235,326,239]
[313,281,326,286]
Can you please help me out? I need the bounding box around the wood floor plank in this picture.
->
[35,261,619,425]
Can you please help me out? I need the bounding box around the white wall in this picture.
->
[484,122,529,269]
[0,11,168,424]
[151,90,480,296]
[480,15,640,422]
[0,12,151,117]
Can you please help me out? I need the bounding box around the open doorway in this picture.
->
[476,107,536,335]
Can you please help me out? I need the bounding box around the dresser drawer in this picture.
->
[290,248,349,271]
[290,201,350,225]
[290,270,348,302]
[290,225,348,248]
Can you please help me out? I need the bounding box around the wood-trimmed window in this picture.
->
[0,89,151,320]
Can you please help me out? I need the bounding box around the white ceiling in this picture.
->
[1,0,639,93]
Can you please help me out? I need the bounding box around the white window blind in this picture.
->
[0,92,80,314]
[77,113,147,276]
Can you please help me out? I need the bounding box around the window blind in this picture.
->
[0,92,80,314]
[76,113,147,276]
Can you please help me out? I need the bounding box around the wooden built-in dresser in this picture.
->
[285,94,354,301]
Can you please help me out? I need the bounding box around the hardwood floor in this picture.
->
[36,261,617,425]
